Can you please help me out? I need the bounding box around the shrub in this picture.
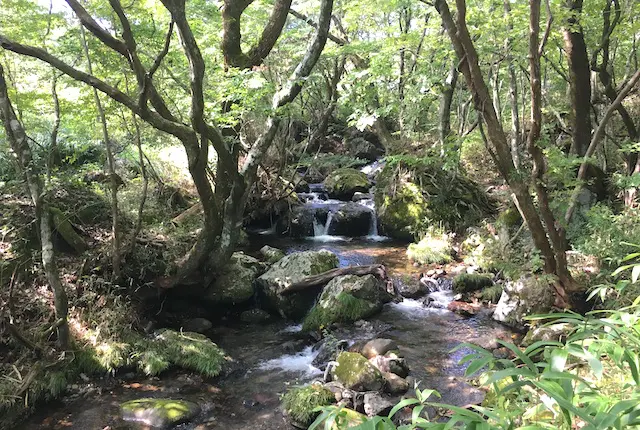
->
[406,228,454,265]
[282,384,335,426]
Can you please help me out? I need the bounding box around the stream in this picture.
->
[21,175,512,429]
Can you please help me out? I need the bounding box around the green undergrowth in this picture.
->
[406,227,454,265]
[302,292,373,331]
[452,273,494,294]
[282,384,335,426]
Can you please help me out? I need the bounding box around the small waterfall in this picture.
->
[311,211,344,242]
[361,198,387,241]
[423,278,454,309]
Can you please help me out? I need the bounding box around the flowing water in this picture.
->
[22,162,512,429]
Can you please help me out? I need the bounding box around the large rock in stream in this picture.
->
[120,398,200,428]
[256,250,339,319]
[332,352,384,392]
[493,276,555,329]
[206,252,267,306]
[324,168,371,200]
[302,275,393,331]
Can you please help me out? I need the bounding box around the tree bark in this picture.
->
[563,0,592,157]
[0,63,69,348]
[281,264,388,295]
[80,25,121,281]
[439,62,459,147]
[504,0,521,168]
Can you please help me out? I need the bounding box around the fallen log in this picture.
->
[170,202,203,226]
[280,264,388,295]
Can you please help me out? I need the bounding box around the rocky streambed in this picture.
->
[21,236,515,430]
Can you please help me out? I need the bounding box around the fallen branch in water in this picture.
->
[280,264,388,295]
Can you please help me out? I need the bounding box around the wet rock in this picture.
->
[312,337,349,370]
[207,252,266,306]
[363,392,395,417]
[181,317,212,334]
[382,372,409,394]
[328,203,374,237]
[493,276,556,329]
[120,398,200,428]
[324,168,371,200]
[260,245,286,264]
[257,250,339,319]
[352,192,374,202]
[303,275,393,331]
[398,280,429,299]
[368,353,409,378]
[332,352,383,392]
[447,301,481,317]
[346,136,385,162]
[361,338,398,359]
[282,339,308,354]
[239,308,273,324]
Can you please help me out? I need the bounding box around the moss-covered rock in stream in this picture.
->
[206,252,266,306]
[332,352,383,391]
[282,384,335,427]
[453,273,494,294]
[324,168,371,200]
[256,250,339,319]
[302,275,393,331]
[121,398,201,428]
[375,160,495,240]
[479,284,503,304]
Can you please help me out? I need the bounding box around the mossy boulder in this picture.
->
[256,250,339,319]
[324,168,371,200]
[479,284,503,304]
[302,275,393,331]
[374,161,495,240]
[207,252,266,306]
[282,384,335,427]
[260,245,286,264]
[332,352,384,391]
[453,273,494,294]
[493,276,556,329]
[120,398,200,428]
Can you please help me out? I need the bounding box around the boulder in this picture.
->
[181,318,212,334]
[256,250,339,319]
[302,275,393,331]
[447,301,481,317]
[344,128,385,162]
[382,372,409,395]
[376,181,427,241]
[332,352,383,392]
[260,245,286,264]
[207,252,266,306]
[352,192,374,202]
[324,168,371,200]
[279,205,330,238]
[361,338,398,359]
[363,392,395,417]
[328,203,374,237]
[120,398,200,428]
[369,353,409,378]
[452,273,494,294]
[493,276,556,329]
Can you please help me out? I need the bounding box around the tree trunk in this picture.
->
[563,0,592,157]
[504,0,521,168]
[435,0,575,300]
[49,71,61,170]
[281,264,388,295]
[0,63,70,348]
[439,62,459,146]
[80,25,121,280]
[129,113,148,249]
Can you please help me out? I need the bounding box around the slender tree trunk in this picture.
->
[439,62,459,146]
[435,0,575,299]
[308,57,346,150]
[564,0,592,157]
[49,71,61,170]
[80,25,121,280]
[0,63,70,348]
[129,113,148,249]
[504,0,521,168]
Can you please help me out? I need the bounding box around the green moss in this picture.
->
[496,207,522,229]
[453,273,494,294]
[377,181,427,240]
[120,398,200,427]
[480,284,503,304]
[302,292,374,331]
[406,229,454,265]
[332,352,383,391]
[282,384,335,426]
[324,168,371,199]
